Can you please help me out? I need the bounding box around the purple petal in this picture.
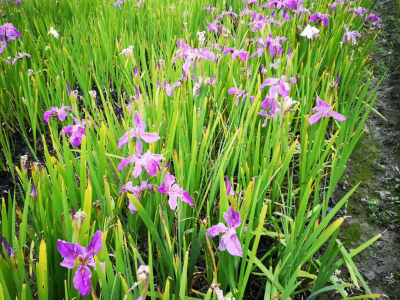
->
[118,157,136,172]
[2,237,12,257]
[308,111,323,125]
[228,87,239,95]
[168,194,179,210]
[136,138,143,156]
[206,223,229,238]
[128,199,137,214]
[57,240,77,260]
[220,229,243,257]
[133,110,146,133]
[327,111,346,122]
[223,206,241,228]
[86,231,102,255]
[225,176,234,196]
[141,132,160,144]
[73,266,92,297]
[43,111,53,123]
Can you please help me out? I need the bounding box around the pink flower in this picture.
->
[118,110,160,154]
[60,117,86,147]
[157,172,193,210]
[222,47,249,62]
[44,105,74,123]
[308,96,346,125]
[156,81,182,97]
[207,207,243,257]
[118,150,163,177]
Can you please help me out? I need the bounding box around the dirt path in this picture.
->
[333,0,400,298]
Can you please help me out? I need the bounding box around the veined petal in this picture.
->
[206,223,229,237]
[327,111,346,122]
[223,207,241,228]
[168,194,179,210]
[118,157,136,172]
[133,110,146,134]
[57,240,77,260]
[73,266,92,297]
[308,111,324,125]
[141,132,160,144]
[86,231,102,255]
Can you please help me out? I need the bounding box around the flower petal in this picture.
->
[206,223,229,238]
[223,207,241,228]
[73,266,92,297]
[118,157,136,172]
[86,231,102,255]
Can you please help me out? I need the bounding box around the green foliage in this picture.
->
[0,0,385,299]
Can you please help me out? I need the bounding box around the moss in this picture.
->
[339,223,361,248]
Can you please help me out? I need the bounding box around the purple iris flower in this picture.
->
[2,237,12,257]
[173,40,216,73]
[310,13,330,26]
[243,0,258,9]
[346,7,368,18]
[250,35,286,59]
[343,24,361,44]
[114,0,124,9]
[366,14,382,29]
[60,117,86,147]
[269,0,297,10]
[156,81,182,97]
[228,87,254,105]
[203,4,212,12]
[222,47,249,62]
[216,6,238,19]
[57,231,104,297]
[308,96,346,125]
[207,206,243,257]
[204,75,216,86]
[136,0,144,7]
[118,110,160,153]
[44,105,74,123]
[30,183,37,198]
[207,20,223,33]
[0,23,22,41]
[260,75,296,97]
[119,181,149,213]
[157,172,193,210]
[225,176,235,196]
[12,52,31,65]
[118,150,163,177]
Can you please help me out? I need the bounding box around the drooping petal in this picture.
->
[206,223,229,237]
[128,200,137,214]
[118,157,136,172]
[132,162,144,178]
[58,109,68,122]
[60,258,77,269]
[141,132,160,144]
[168,193,179,210]
[259,78,280,90]
[136,138,144,156]
[43,110,53,123]
[327,111,347,122]
[308,111,324,125]
[73,266,92,297]
[86,231,102,255]
[179,189,194,206]
[220,230,243,257]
